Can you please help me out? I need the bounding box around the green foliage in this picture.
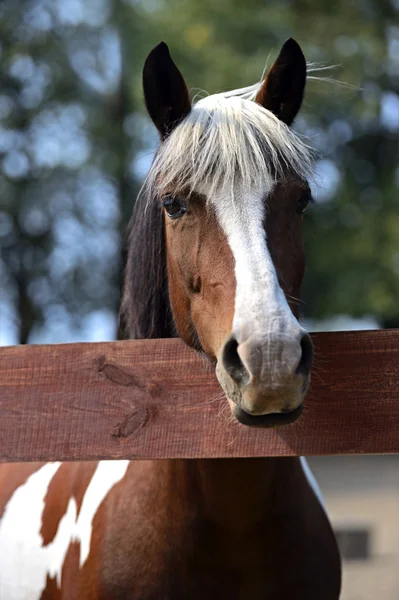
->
[0,0,140,342]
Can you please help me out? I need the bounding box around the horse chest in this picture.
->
[0,461,340,600]
[100,523,333,600]
[100,519,275,600]
[97,465,340,600]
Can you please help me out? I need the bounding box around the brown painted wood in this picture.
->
[0,330,398,461]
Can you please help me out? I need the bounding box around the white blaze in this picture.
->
[0,460,129,600]
[211,182,304,366]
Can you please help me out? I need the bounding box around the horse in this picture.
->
[0,38,341,599]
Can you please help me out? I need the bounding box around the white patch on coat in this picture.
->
[0,460,129,599]
[0,462,62,600]
[72,460,129,567]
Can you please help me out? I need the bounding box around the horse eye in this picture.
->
[162,195,187,219]
[296,192,312,215]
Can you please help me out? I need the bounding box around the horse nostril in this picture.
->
[296,333,314,376]
[222,336,249,384]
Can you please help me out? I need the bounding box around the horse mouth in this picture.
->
[233,404,303,428]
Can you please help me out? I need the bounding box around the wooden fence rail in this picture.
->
[0,330,398,462]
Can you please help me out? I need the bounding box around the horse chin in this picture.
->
[231,403,303,428]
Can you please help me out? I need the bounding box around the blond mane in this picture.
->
[143,82,314,201]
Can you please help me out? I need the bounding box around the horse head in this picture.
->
[127,39,315,428]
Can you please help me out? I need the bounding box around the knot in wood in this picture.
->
[112,408,149,439]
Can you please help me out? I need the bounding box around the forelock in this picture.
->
[143,83,314,203]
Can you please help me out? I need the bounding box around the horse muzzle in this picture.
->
[216,330,313,427]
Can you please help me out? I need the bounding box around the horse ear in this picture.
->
[143,42,191,139]
[255,38,306,126]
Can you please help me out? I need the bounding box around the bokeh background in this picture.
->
[0,1,398,598]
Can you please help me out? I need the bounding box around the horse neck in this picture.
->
[160,457,304,532]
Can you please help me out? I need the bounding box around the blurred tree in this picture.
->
[0,0,140,343]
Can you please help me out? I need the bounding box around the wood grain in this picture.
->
[0,330,398,461]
